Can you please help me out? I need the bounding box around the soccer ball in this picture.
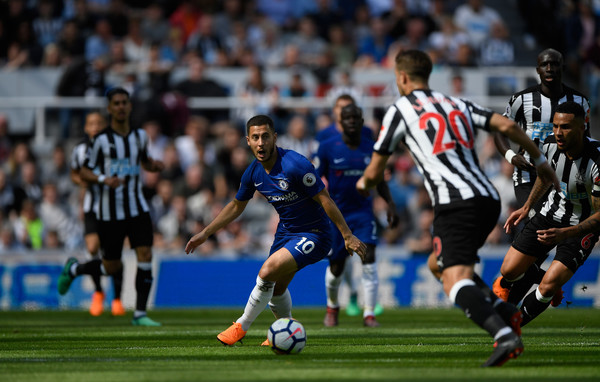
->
[267,318,306,354]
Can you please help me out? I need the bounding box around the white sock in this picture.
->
[362,263,378,317]
[325,266,343,308]
[269,289,292,319]
[237,276,275,331]
[343,260,356,296]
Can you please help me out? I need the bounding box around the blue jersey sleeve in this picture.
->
[235,162,257,201]
[288,151,325,199]
[315,143,329,179]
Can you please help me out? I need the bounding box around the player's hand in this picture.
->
[511,154,534,171]
[356,176,370,197]
[387,205,400,229]
[536,162,561,192]
[345,235,367,262]
[185,232,208,254]
[504,207,528,234]
[536,227,569,245]
[104,175,123,188]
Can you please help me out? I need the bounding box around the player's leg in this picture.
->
[129,214,160,326]
[360,244,379,327]
[84,230,104,316]
[343,258,360,317]
[494,246,538,302]
[324,254,346,327]
[520,260,573,326]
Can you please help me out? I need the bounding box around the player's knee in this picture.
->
[103,260,122,275]
[136,247,153,262]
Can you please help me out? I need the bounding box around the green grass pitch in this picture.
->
[1,308,599,381]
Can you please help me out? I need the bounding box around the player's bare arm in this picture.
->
[537,196,600,245]
[504,175,550,233]
[493,132,533,171]
[490,113,559,191]
[185,198,249,254]
[357,152,390,191]
[312,188,367,259]
[376,179,400,229]
[79,166,122,188]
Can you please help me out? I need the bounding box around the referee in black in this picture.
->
[58,87,164,326]
[357,50,559,367]
[493,48,591,305]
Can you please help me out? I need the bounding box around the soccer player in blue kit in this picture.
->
[185,114,366,346]
[315,104,399,327]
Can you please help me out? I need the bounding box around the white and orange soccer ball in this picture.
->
[267,318,306,354]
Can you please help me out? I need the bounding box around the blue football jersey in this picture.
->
[315,128,374,215]
[236,147,329,233]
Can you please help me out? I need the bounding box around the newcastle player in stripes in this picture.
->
[501,101,600,326]
[493,48,591,306]
[357,50,559,367]
[58,87,164,326]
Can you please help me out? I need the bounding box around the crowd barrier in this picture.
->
[1,246,599,311]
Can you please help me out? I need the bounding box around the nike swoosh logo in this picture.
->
[333,158,344,164]
[254,182,263,187]
[286,327,303,340]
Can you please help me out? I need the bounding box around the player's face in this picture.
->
[107,94,132,123]
[553,112,584,153]
[247,124,277,163]
[340,108,363,139]
[536,52,562,86]
[334,99,354,124]
[84,113,105,138]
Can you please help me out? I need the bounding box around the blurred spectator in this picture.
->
[143,120,170,162]
[277,115,318,159]
[0,222,24,252]
[56,56,107,138]
[85,18,112,61]
[564,0,600,82]
[106,0,129,38]
[404,206,434,255]
[309,0,344,41]
[255,0,296,28]
[234,64,279,127]
[150,178,174,225]
[177,162,215,224]
[140,3,171,45]
[428,15,470,65]
[160,26,186,64]
[13,198,43,249]
[69,0,97,39]
[156,194,194,251]
[169,0,203,46]
[0,114,12,163]
[19,160,42,204]
[160,143,185,183]
[326,69,364,106]
[41,42,62,67]
[40,144,73,202]
[186,14,223,66]
[57,19,86,64]
[2,0,35,47]
[253,21,285,68]
[0,167,25,218]
[356,16,394,66]
[212,125,243,199]
[4,20,43,69]
[38,182,82,249]
[32,0,64,48]
[123,16,149,64]
[216,219,251,255]
[327,24,355,68]
[173,56,229,122]
[3,141,35,183]
[517,0,563,51]
[453,0,503,50]
[174,115,213,172]
[479,21,515,66]
[214,0,246,42]
[397,16,432,53]
[287,15,328,67]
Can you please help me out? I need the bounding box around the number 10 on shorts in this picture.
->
[295,237,315,254]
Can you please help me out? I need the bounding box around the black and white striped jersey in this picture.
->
[84,127,151,221]
[539,136,600,226]
[504,84,591,186]
[374,89,500,207]
[70,138,98,215]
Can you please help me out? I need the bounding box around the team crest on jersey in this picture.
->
[303,173,317,187]
[278,179,289,190]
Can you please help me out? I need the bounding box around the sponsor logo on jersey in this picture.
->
[266,192,299,203]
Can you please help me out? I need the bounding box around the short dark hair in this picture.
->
[341,103,362,118]
[395,50,433,83]
[555,101,585,120]
[105,87,130,101]
[246,115,275,135]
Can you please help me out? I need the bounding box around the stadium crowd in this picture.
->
[0,0,594,255]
